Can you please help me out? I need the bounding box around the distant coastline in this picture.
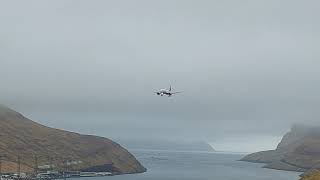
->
[116,139,215,152]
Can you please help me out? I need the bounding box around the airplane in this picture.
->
[154,85,182,97]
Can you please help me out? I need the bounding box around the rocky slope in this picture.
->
[0,105,146,174]
[241,125,320,172]
[300,170,320,180]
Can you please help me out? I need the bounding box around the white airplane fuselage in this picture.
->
[157,89,172,96]
[155,86,181,97]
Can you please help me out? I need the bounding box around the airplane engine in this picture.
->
[157,92,160,95]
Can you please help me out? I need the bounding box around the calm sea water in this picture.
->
[74,150,300,180]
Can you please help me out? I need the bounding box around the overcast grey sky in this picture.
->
[1,0,320,152]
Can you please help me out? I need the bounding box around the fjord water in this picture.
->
[85,150,300,180]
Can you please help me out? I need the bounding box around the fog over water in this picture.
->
[1,0,320,152]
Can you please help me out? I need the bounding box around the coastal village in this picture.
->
[0,155,113,180]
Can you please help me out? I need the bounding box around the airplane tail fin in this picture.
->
[169,85,172,91]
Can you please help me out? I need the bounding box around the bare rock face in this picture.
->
[0,105,146,174]
[241,125,320,172]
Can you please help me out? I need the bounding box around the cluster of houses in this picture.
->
[0,157,114,180]
[36,171,112,179]
[0,171,112,180]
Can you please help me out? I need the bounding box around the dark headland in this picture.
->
[241,125,320,179]
[0,105,146,175]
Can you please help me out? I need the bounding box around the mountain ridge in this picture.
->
[0,105,146,174]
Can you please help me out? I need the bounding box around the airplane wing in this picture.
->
[171,91,183,94]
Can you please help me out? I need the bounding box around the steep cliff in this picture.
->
[241,125,320,172]
[0,105,146,174]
